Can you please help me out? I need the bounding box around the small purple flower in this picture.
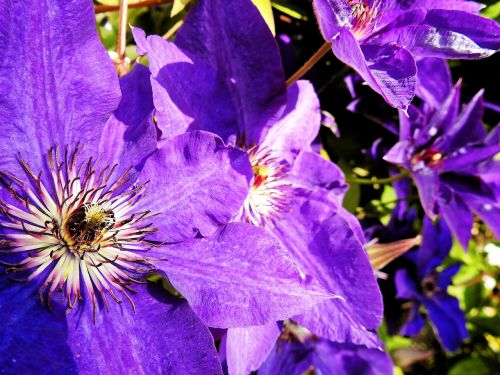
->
[384,81,500,248]
[134,0,383,364]
[0,1,333,372]
[312,0,500,109]
[395,218,468,352]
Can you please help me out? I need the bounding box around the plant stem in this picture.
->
[285,41,332,88]
[116,0,128,76]
[346,170,410,185]
[95,0,172,14]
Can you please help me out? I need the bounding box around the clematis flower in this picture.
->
[133,2,383,373]
[256,322,394,375]
[395,218,468,352]
[312,0,500,109]
[384,81,500,249]
[0,1,334,372]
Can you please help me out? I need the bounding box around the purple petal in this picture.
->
[418,217,453,276]
[395,269,419,300]
[439,190,473,250]
[415,58,452,108]
[225,323,281,375]
[0,280,222,374]
[400,302,426,337]
[132,28,237,142]
[175,0,287,146]
[312,0,353,40]
[99,64,157,171]
[152,223,332,327]
[136,131,252,242]
[467,201,500,240]
[66,284,222,374]
[260,81,321,152]
[423,294,468,352]
[331,28,416,109]
[384,140,412,166]
[412,169,440,219]
[271,198,383,346]
[438,264,462,290]
[0,0,120,180]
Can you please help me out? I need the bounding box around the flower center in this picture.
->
[234,147,294,227]
[0,146,156,317]
[348,0,381,39]
[421,273,440,298]
[411,148,444,169]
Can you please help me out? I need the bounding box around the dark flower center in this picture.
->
[421,274,440,297]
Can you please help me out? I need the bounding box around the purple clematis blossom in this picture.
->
[0,1,334,372]
[133,2,383,373]
[395,218,468,352]
[312,0,500,110]
[256,322,394,375]
[384,81,500,249]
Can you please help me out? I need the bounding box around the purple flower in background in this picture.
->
[395,218,468,352]
[0,1,334,372]
[312,0,500,109]
[384,81,500,249]
[257,322,394,375]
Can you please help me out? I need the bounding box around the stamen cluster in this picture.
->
[0,146,156,317]
[348,0,382,39]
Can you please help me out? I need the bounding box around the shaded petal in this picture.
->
[66,284,222,374]
[175,0,287,146]
[261,81,321,152]
[152,223,332,327]
[331,28,416,109]
[137,131,252,242]
[438,264,461,290]
[384,140,412,166]
[418,217,453,276]
[415,58,452,108]
[412,169,440,219]
[400,302,425,337]
[423,294,468,352]
[395,269,419,300]
[0,0,120,180]
[438,190,473,250]
[290,151,348,205]
[99,64,157,172]
[0,279,76,373]
[226,323,281,375]
[132,28,237,142]
[467,201,500,240]
[442,145,500,173]
[271,198,383,346]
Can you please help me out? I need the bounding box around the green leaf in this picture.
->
[482,1,500,20]
[449,358,489,375]
[470,315,500,336]
[252,0,275,35]
[271,0,308,20]
[464,282,483,311]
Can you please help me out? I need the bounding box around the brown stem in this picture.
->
[116,0,129,76]
[285,41,332,88]
[95,0,172,14]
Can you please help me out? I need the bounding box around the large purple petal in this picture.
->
[66,284,222,374]
[0,0,120,180]
[331,28,416,110]
[225,323,281,375]
[136,131,252,242]
[0,279,222,374]
[271,198,383,346]
[412,169,440,219]
[417,217,453,276]
[175,0,287,146]
[152,223,332,327]
[132,28,237,142]
[99,64,157,172]
[400,302,426,337]
[439,190,473,250]
[260,81,321,152]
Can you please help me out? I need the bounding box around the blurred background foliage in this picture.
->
[94,1,500,373]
